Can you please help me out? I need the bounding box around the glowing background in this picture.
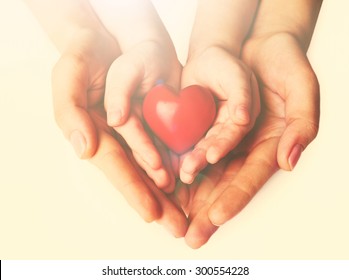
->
[0,0,348,259]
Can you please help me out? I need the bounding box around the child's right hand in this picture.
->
[103,40,182,192]
[89,0,182,192]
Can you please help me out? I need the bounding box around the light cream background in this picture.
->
[0,0,348,259]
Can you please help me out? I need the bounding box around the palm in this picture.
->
[175,84,284,248]
[53,29,188,237]
[178,33,319,248]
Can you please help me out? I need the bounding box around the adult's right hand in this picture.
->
[177,30,320,248]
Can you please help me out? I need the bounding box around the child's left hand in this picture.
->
[179,46,260,184]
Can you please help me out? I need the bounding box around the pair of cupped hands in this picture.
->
[52,18,319,248]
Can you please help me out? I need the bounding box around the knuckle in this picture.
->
[305,120,320,141]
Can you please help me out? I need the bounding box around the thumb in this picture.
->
[52,54,98,159]
[277,61,320,171]
[104,53,144,127]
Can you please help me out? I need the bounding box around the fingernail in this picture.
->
[288,144,303,170]
[70,130,86,158]
[234,106,250,124]
[107,109,122,126]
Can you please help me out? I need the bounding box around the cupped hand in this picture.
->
[103,40,182,191]
[52,28,188,237]
[178,46,260,184]
[178,32,320,249]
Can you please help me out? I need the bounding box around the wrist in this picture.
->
[24,0,109,52]
[250,0,322,50]
[188,0,259,58]
[90,0,172,53]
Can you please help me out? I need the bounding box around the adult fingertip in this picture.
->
[142,210,161,224]
[69,130,87,159]
[185,236,204,249]
[140,197,162,223]
[277,119,318,171]
[208,206,226,227]
[185,227,207,249]
[184,222,217,249]
[156,210,189,238]
[173,220,189,238]
[288,144,303,171]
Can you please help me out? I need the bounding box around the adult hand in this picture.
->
[179,32,320,249]
[52,28,188,237]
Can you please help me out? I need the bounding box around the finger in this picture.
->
[244,35,319,171]
[225,64,254,126]
[184,159,231,249]
[133,152,170,190]
[185,204,218,249]
[155,194,189,238]
[89,127,161,223]
[184,52,254,126]
[115,115,171,189]
[117,133,188,237]
[185,156,244,248]
[115,114,162,169]
[277,62,320,171]
[180,147,208,184]
[208,137,279,226]
[205,120,249,164]
[104,53,144,127]
[115,113,174,191]
[188,159,229,219]
[179,124,225,184]
[135,162,188,238]
[179,119,245,182]
[52,54,98,159]
[203,104,249,164]
[175,168,211,217]
[153,138,176,193]
[173,181,190,212]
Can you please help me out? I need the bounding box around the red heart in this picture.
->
[143,84,216,154]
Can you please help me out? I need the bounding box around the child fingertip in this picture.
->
[206,147,220,164]
[107,109,123,127]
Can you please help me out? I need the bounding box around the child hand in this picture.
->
[89,0,183,192]
[103,40,182,192]
[179,46,260,184]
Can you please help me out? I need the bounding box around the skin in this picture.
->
[24,0,188,237]
[25,0,322,248]
[89,0,262,189]
[89,0,184,192]
[181,0,322,249]
[178,0,261,184]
